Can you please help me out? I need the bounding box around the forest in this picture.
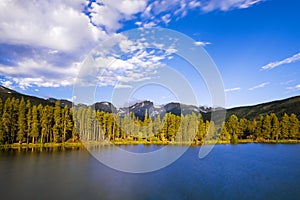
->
[0,97,299,146]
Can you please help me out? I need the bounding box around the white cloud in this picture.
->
[194,41,211,46]
[0,0,106,51]
[114,84,133,89]
[0,80,13,89]
[0,0,265,90]
[280,80,294,85]
[0,58,80,90]
[89,0,147,32]
[286,84,300,91]
[248,82,270,91]
[201,0,264,12]
[261,52,300,70]
[225,87,241,92]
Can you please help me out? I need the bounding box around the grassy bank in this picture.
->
[1,139,300,149]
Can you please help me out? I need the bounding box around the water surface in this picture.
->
[0,144,300,200]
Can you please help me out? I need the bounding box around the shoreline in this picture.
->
[1,139,300,149]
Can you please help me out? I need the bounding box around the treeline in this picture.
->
[75,107,300,144]
[0,97,76,145]
[0,97,299,145]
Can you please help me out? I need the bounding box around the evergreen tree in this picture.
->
[53,101,62,143]
[261,114,271,139]
[26,100,32,144]
[270,113,280,141]
[280,113,290,139]
[30,106,39,144]
[17,97,26,143]
[62,106,73,142]
[220,122,231,141]
[255,115,264,139]
[0,98,2,117]
[289,114,299,139]
[2,98,12,144]
[0,98,3,144]
[227,115,240,143]
[197,114,205,143]
[238,118,248,139]
[11,98,19,143]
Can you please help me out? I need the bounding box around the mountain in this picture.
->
[113,97,300,120]
[0,86,72,107]
[225,95,300,119]
[93,102,117,113]
[1,85,299,120]
[0,85,51,106]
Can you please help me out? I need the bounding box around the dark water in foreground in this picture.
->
[0,144,300,200]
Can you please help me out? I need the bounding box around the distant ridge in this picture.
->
[0,85,299,119]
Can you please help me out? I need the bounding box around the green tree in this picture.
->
[16,97,26,143]
[53,101,62,143]
[255,115,264,139]
[197,114,205,143]
[11,98,19,143]
[26,100,32,144]
[226,115,240,143]
[30,106,39,144]
[280,113,290,139]
[1,98,12,144]
[0,98,2,117]
[0,98,4,144]
[289,114,299,139]
[220,122,231,141]
[261,114,271,139]
[270,113,280,141]
[62,106,73,142]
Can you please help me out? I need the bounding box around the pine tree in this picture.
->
[26,100,32,144]
[41,106,48,144]
[2,98,12,144]
[289,114,299,139]
[280,113,290,139]
[261,114,271,140]
[270,113,280,141]
[30,106,39,144]
[0,98,4,144]
[220,122,231,141]
[197,114,205,143]
[227,114,240,143]
[255,115,264,139]
[239,118,248,139]
[17,97,26,143]
[62,106,73,142]
[0,98,2,117]
[53,101,62,143]
[11,98,19,143]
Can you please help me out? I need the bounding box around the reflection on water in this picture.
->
[0,144,300,200]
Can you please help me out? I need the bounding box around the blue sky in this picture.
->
[0,0,299,108]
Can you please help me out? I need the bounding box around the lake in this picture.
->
[1,144,300,200]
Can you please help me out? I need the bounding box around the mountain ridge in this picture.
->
[0,85,299,120]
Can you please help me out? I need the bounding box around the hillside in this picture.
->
[0,86,51,106]
[0,86,72,107]
[0,85,299,120]
[226,95,300,119]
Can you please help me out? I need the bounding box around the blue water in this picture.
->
[0,144,300,200]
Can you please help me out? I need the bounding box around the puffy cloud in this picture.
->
[0,0,106,51]
[0,58,80,90]
[0,0,265,90]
